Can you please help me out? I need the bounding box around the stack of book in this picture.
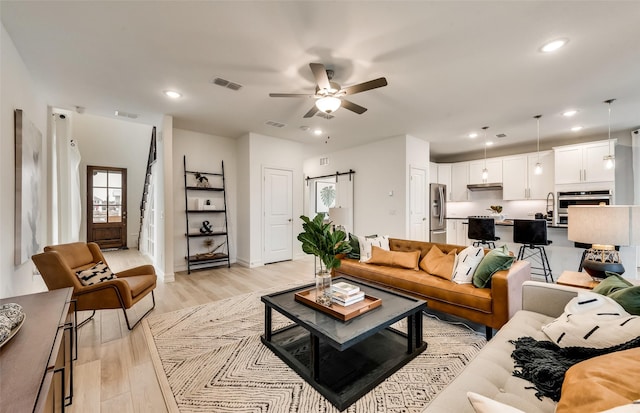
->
[331,281,365,306]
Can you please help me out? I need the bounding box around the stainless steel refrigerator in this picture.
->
[429,183,447,243]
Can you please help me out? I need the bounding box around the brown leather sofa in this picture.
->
[32,242,157,329]
[333,238,531,338]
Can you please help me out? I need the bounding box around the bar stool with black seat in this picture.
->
[513,219,554,282]
[467,217,500,249]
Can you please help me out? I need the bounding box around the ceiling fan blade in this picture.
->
[309,63,331,90]
[341,99,367,114]
[342,77,388,95]
[303,105,320,118]
[269,93,314,98]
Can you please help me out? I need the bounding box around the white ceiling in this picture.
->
[2,1,640,159]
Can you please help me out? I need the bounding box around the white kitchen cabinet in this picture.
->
[437,163,452,201]
[429,162,438,184]
[446,219,469,246]
[450,162,469,201]
[554,140,615,185]
[503,151,554,200]
[468,158,503,184]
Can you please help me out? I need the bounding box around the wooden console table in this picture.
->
[0,288,74,413]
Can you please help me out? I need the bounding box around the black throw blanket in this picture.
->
[509,336,640,402]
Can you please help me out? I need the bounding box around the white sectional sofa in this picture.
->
[425,281,583,413]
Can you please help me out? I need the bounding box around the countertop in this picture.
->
[446,216,567,229]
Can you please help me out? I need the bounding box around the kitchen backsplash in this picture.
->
[446,190,549,220]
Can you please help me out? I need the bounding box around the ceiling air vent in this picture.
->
[496,133,507,138]
[210,77,243,91]
[114,110,138,119]
[265,120,286,128]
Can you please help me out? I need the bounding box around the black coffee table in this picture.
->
[261,276,428,410]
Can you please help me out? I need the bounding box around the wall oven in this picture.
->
[557,190,612,226]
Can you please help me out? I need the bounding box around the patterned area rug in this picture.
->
[143,286,486,413]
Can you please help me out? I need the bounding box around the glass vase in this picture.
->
[315,270,332,307]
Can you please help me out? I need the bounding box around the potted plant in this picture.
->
[298,214,352,306]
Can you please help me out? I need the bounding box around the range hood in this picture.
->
[467,183,503,191]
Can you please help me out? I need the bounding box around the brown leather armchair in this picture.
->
[32,242,156,330]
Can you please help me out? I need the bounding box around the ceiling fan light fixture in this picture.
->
[315,96,341,114]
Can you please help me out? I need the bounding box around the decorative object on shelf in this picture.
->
[568,205,640,279]
[533,114,543,175]
[196,241,226,259]
[297,214,352,307]
[194,172,210,188]
[199,220,214,234]
[603,98,616,170]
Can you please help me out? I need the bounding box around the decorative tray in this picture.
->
[294,288,381,321]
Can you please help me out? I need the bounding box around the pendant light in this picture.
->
[534,115,543,175]
[481,126,489,181]
[603,98,616,169]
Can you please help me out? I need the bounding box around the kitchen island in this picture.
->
[445,217,638,281]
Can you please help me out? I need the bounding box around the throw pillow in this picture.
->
[467,392,525,413]
[358,235,389,263]
[368,246,420,270]
[346,233,378,260]
[472,245,515,288]
[593,272,633,296]
[556,348,640,413]
[609,286,640,316]
[420,246,457,280]
[542,292,640,348]
[451,246,484,284]
[75,261,117,286]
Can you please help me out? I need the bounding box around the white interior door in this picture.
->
[410,166,427,241]
[264,167,293,264]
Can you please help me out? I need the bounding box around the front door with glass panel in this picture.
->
[87,166,127,249]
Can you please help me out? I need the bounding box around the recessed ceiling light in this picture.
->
[562,109,577,117]
[541,38,568,53]
[468,132,478,139]
[571,126,583,132]
[313,128,323,136]
[485,141,494,146]
[164,90,182,99]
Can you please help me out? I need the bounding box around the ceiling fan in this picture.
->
[269,63,388,118]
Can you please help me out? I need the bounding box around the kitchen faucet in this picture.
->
[546,192,555,222]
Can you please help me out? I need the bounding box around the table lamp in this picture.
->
[328,207,352,234]
[568,205,640,279]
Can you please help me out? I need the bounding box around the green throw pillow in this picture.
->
[472,245,515,288]
[346,233,360,259]
[608,286,640,315]
[593,272,633,296]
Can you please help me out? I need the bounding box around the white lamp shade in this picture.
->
[315,96,341,113]
[328,207,351,232]
[568,205,640,246]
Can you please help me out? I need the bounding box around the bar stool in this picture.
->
[513,219,554,282]
[468,217,500,249]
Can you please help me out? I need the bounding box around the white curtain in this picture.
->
[54,114,82,243]
[69,140,81,241]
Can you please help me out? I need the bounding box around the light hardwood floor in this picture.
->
[68,250,315,413]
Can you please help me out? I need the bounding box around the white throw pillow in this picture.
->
[75,261,117,286]
[467,392,525,413]
[542,292,640,348]
[451,246,484,284]
[599,403,640,413]
[358,235,389,263]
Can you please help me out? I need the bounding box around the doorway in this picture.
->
[87,166,127,249]
[410,166,428,241]
[263,167,293,264]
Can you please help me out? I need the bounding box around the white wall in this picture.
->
[0,23,48,298]
[172,128,237,272]
[243,133,305,267]
[304,135,408,238]
[72,113,153,248]
[236,134,251,265]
